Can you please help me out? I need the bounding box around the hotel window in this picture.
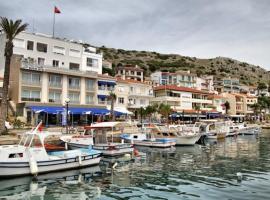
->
[69,92,80,104]
[86,95,94,104]
[69,77,80,89]
[52,60,59,67]
[69,62,80,71]
[49,91,61,103]
[52,46,65,55]
[22,72,41,85]
[21,90,40,102]
[137,72,141,76]
[13,38,25,48]
[69,49,80,57]
[118,97,124,104]
[86,58,98,68]
[36,42,47,53]
[38,57,45,66]
[27,41,34,50]
[86,79,95,91]
[49,74,62,87]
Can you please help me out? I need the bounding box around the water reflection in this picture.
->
[1,132,270,200]
[0,166,101,200]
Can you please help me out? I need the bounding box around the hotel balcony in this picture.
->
[21,60,98,78]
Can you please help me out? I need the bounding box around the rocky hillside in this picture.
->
[97,46,269,86]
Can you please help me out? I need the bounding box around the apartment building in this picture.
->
[196,75,215,92]
[214,77,241,93]
[151,70,197,88]
[151,85,213,112]
[0,32,111,124]
[115,79,153,112]
[116,65,144,82]
[222,93,257,115]
[97,74,116,106]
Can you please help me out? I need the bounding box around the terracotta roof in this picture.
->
[98,74,116,80]
[117,65,144,72]
[116,78,150,85]
[153,85,209,94]
[208,94,223,99]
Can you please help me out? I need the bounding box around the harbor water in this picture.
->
[0,131,270,199]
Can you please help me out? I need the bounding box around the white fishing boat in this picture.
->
[120,130,176,148]
[0,122,101,178]
[238,125,261,135]
[199,120,227,139]
[85,122,134,157]
[138,124,201,145]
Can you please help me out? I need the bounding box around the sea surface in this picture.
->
[0,131,270,200]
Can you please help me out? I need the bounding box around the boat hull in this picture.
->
[68,143,134,157]
[174,135,201,145]
[0,154,101,178]
[134,141,176,148]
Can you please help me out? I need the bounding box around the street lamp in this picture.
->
[65,98,70,134]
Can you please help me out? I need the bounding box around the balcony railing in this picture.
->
[49,82,62,88]
[22,80,41,86]
[21,97,40,102]
[21,60,98,77]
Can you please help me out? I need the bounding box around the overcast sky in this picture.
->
[1,0,270,69]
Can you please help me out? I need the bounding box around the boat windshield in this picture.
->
[18,133,43,147]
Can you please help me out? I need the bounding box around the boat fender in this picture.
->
[65,142,68,150]
[134,148,139,157]
[78,155,82,166]
[29,156,38,176]
[112,162,118,170]
[121,139,124,144]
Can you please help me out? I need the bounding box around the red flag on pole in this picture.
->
[54,6,61,14]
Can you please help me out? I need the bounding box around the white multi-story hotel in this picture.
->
[0,32,107,125]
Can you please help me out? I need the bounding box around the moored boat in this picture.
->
[0,122,102,178]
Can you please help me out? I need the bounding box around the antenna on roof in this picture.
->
[32,19,36,33]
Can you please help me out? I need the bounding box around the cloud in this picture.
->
[0,0,269,69]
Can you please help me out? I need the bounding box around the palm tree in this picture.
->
[108,92,116,121]
[250,103,261,115]
[224,101,230,115]
[145,104,157,122]
[194,105,201,122]
[0,18,28,134]
[158,103,172,124]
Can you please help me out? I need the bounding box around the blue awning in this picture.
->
[27,106,64,114]
[27,106,111,115]
[97,95,108,100]
[98,80,116,86]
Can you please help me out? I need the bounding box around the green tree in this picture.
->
[250,103,261,115]
[224,101,230,115]
[257,82,267,96]
[0,18,28,134]
[158,103,172,123]
[194,105,201,121]
[108,92,117,121]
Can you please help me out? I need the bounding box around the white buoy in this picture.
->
[237,172,243,181]
[29,156,38,176]
[112,162,118,170]
[78,155,82,165]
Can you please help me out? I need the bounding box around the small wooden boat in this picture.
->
[62,122,134,157]
[0,122,102,178]
[121,132,176,148]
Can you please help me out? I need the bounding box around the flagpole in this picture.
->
[53,6,55,37]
